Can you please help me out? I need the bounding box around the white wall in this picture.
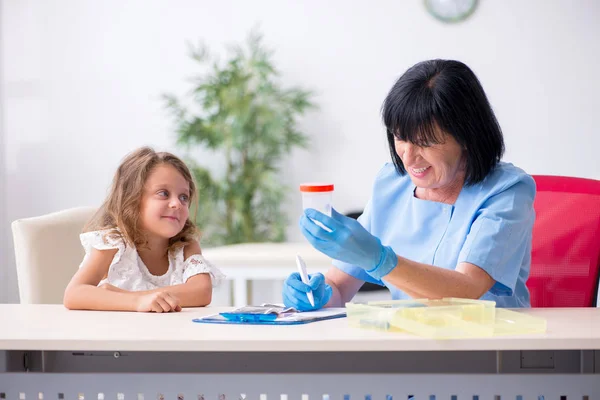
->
[2,0,600,303]
[0,1,9,303]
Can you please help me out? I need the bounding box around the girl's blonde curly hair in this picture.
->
[84,147,199,252]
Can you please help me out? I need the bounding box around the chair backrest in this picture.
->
[527,176,600,307]
[11,207,97,304]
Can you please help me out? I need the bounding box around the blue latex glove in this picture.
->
[282,272,332,311]
[300,208,398,280]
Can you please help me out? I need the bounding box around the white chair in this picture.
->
[11,207,96,304]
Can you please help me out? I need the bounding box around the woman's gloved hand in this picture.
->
[299,208,398,280]
[282,272,332,311]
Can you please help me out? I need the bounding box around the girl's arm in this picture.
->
[63,249,180,312]
[130,275,212,307]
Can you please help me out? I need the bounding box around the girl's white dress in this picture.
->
[79,230,225,291]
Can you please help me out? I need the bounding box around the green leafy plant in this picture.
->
[163,30,316,246]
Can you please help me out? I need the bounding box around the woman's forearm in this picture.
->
[324,278,345,307]
[382,256,493,299]
[397,285,430,300]
[326,274,427,304]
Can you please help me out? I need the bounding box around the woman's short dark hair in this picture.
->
[382,59,504,185]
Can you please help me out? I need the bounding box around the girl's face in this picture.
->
[394,133,465,191]
[139,163,191,241]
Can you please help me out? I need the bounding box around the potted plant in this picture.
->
[163,30,316,246]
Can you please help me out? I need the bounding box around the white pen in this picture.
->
[295,254,315,307]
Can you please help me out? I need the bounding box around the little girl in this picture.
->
[64,147,225,312]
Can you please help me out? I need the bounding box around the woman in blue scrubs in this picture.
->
[283,59,536,310]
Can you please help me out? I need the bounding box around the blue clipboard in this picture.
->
[192,305,346,325]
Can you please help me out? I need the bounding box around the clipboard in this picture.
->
[192,304,346,325]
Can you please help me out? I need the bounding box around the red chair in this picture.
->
[527,175,600,307]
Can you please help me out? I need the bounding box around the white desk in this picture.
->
[1,305,600,352]
[203,242,332,307]
[1,305,599,397]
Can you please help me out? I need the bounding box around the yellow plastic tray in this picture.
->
[368,297,496,324]
[346,298,546,339]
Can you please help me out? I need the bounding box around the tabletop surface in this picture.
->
[1,305,599,352]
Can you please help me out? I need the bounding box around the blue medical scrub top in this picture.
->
[333,162,536,308]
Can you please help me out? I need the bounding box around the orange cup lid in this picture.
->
[299,183,334,193]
